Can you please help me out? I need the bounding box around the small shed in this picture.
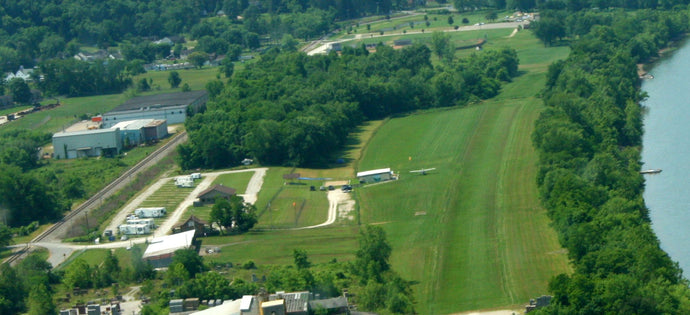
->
[197,184,236,204]
[356,168,393,183]
[134,207,167,218]
[172,215,211,237]
[309,296,349,314]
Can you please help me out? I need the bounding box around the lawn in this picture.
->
[0,105,32,116]
[212,172,255,192]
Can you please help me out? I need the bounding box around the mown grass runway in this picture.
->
[357,32,571,313]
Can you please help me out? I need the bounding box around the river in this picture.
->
[641,39,690,275]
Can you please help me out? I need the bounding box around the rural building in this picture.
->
[197,184,237,204]
[110,119,168,146]
[172,215,212,237]
[356,168,394,183]
[175,176,194,188]
[118,223,151,235]
[134,207,167,218]
[101,90,208,128]
[143,230,196,268]
[52,128,122,159]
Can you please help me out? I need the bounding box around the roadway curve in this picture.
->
[306,21,530,55]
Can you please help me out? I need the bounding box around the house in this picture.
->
[142,230,196,268]
[172,215,212,237]
[197,184,237,204]
[4,66,34,82]
[356,168,395,184]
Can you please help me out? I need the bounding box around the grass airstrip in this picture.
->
[63,28,571,313]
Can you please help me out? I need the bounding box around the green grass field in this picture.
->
[0,105,32,116]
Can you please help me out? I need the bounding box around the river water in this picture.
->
[641,40,690,275]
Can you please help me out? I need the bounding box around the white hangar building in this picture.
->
[101,90,208,128]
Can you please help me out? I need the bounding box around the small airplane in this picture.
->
[410,168,436,175]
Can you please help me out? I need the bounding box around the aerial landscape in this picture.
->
[2,0,690,314]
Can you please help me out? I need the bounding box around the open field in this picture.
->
[0,105,32,116]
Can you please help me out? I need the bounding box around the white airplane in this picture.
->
[410,168,436,175]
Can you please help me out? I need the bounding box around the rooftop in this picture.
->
[197,184,237,198]
[142,230,195,258]
[53,127,118,138]
[110,90,208,113]
[110,119,156,131]
[356,168,391,177]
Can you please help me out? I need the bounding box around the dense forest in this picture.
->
[178,44,519,169]
[531,6,690,313]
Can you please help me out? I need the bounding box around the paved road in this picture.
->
[306,21,529,55]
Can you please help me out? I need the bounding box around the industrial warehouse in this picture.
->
[100,90,208,127]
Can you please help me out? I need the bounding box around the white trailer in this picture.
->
[118,223,151,235]
[135,207,167,218]
[126,218,155,229]
[175,176,194,188]
[190,173,202,180]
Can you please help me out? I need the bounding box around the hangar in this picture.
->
[101,90,208,128]
[356,168,395,184]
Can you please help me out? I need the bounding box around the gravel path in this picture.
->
[292,189,355,229]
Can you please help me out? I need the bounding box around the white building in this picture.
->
[143,230,196,268]
[101,91,208,128]
[356,168,394,184]
[134,207,167,218]
[52,128,122,159]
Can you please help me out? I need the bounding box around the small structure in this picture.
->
[143,230,196,268]
[118,223,151,235]
[242,158,254,165]
[261,299,286,315]
[134,207,167,218]
[197,184,236,204]
[172,215,212,237]
[356,168,394,184]
[190,172,202,180]
[52,128,122,159]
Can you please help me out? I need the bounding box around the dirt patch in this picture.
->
[324,180,349,187]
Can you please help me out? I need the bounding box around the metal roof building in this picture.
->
[52,128,122,159]
[102,90,208,128]
[143,230,196,268]
[356,168,394,183]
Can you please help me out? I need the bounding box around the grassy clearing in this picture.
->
[200,226,359,266]
[212,172,255,191]
[256,184,328,229]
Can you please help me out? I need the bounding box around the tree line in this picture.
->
[179,44,519,169]
[531,7,690,313]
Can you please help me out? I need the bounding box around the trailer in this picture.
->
[175,176,194,188]
[126,218,155,229]
[190,173,202,180]
[134,207,167,218]
[118,223,151,235]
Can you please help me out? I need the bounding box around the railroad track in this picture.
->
[3,131,188,265]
